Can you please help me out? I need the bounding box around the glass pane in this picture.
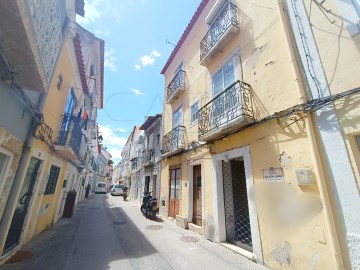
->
[223,61,235,88]
[213,72,223,96]
[170,179,175,189]
[170,189,175,198]
[175,188,181,199]
[171,169,176,180]
[176,168,181,179]
[0,152,8,177]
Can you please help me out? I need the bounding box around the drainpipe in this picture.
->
[276,1,344,269]
[0,91,47,254]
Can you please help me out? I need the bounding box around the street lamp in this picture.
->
[98,132,103,144]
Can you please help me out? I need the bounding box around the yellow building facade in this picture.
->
[160,0,358,269]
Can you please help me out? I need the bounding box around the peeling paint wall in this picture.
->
[0,127,23,223]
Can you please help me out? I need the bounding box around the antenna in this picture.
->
[166,39,176,47]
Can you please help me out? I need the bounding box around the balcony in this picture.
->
[166,70,186,103]
[142,148,155,167]
[55,114,85,163]
[131,157,141,172]
[200,2,240,66]
[198,81,254,141]
[162,126,186,157]
[0,0,66,92]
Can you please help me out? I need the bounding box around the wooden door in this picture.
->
[169,167,180,218]
[192,165,202,226]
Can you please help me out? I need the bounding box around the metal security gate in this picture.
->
[222,158,252,251]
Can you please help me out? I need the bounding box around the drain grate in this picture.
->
[145,225,163,230]
[5,251,33,264]
[113,221,126,225]
[180,235,200,242]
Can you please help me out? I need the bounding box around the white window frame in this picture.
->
[210,50,241,99]
[190,97,201,127]
[0,147,14,199]
[172,105,183,128]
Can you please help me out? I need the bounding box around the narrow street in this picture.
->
[0,194,267,270]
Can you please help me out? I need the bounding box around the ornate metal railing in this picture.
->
[142,148,155,166]
[166,70,186,102]
[200,2,239,61]
[162,126,186,155]
[33,117,55,150]
[131,157,141,171]
[198,81,254,138]
[57,113,83,156]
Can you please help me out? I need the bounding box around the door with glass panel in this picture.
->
[212,59,238,127]
[171,106,183,151]
[168,167,180,218]
[3,157,41,254]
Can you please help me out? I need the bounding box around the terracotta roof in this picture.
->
[73,33,89,95]
[160,0,209,75]
[99,39,105,109]
[75,0,85,17]
[140,114,162,130]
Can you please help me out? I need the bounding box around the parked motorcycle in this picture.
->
[140,191,159,218]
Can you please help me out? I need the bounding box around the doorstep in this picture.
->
[220,242,254,261]
[188,223,204,235]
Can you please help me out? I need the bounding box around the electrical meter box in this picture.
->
[296,169,315,185]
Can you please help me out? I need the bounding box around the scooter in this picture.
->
[140,191,159,218]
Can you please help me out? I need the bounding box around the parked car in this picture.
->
[111,184,124,196]
[95,182,107,194]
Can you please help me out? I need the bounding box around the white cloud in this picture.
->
[114,127,128,133]
[135,50,161,70]
[131,89,144,96]
[98,124,127,148]
[107,148,122,161]
[104,49,117,72]
[76,0,105,25]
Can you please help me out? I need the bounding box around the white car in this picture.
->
[95,182,107,194]
[111,184,124,196]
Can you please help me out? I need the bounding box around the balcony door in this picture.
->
[212,57,240,126]
[58,89,77,144]
[171,106,183,151]
[169,166,181,218]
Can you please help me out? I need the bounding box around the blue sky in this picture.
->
[77,0,201,162]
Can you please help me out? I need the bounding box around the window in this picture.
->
[172,106,183,128]
[65,89,76,115]
[174,61,183,76]
[191,101,200,123]
[0,152,10,195]
[156,134,160,146]
[170,168,181,199]
[213,59,235,96]
[335,0,360,36]
[45,165,60,195]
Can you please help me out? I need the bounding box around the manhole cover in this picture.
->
[5,251,33,264]
[146,225,163,230]
[180,235,200,242]
[113,221,126,225]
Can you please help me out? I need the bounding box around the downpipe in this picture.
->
[276,1,345,269]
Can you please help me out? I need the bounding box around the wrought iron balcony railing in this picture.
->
[131,157,141,171]
[57,113,84,157]
[162,126,186,156]
[198,81,254,140]
[200,2,240,63]
[166,70,186,103]
[142,148,155,166]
